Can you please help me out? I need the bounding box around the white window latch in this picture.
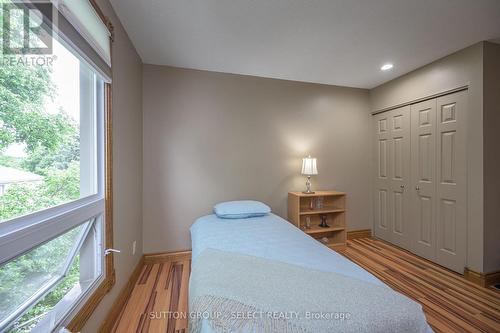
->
[104,248,121,256]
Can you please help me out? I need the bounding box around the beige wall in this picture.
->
[142,65,371,253]
[80,0,143,332]
[483,42,500,274]
[370,43,484,272]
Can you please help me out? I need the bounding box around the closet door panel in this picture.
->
[373,113,392,241]
[373,107,411,247]
[389,106,411,248]
[435,91,466,273]
[411,99,437,260]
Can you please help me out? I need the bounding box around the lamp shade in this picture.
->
[301,156,318,175]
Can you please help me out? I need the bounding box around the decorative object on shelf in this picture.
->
[309,198,314,210]
[301,155,318,194]
[319,214,330,228]
[315,196,324,209]
[321,237,330,244]
[305,216,311,229]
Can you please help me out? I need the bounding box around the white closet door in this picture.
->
[435,91,467,272]
[373,112,391,241]
[373,106,411,246]
[388,106,411,248]
[374,91,467,273]
[410,99,438,260]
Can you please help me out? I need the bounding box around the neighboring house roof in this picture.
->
[0,166,43,185]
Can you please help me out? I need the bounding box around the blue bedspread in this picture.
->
[190,213,433,333]
[191,213,382,285]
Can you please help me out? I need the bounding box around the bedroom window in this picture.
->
[0,0,112,331]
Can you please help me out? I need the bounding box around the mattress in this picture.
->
[190,213,433,333]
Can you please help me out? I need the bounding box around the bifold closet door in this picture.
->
[374,111,391,241]
[374,90,467,273]
[411,99,438,260]
[410,91,467,273]
[373,106,411,248]
[434,92,466,273]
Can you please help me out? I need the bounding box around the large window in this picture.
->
[0,1,110,331]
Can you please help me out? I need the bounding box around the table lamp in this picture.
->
[301,155,318,194]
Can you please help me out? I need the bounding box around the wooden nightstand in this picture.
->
[288,191,346,250]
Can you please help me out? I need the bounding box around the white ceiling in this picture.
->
[109,0,500,89]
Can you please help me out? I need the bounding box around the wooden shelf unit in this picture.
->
[288,191,346,250]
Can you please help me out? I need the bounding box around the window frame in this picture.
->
[65,2,116,326]
[1,219,96,331]
[0,1,115,330]
[0,66,110,333]
[0,197,105,265]
[65,81,114,332]
[0,81,108,333]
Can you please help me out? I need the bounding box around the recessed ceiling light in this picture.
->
[381,63,394,71]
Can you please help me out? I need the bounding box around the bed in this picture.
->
[190,212,433,333]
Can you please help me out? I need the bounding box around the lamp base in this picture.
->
[302,176,315,194]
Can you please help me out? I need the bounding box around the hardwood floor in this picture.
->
[111,257,191,333]
[338,238,500,333]
[112,238,500,333]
